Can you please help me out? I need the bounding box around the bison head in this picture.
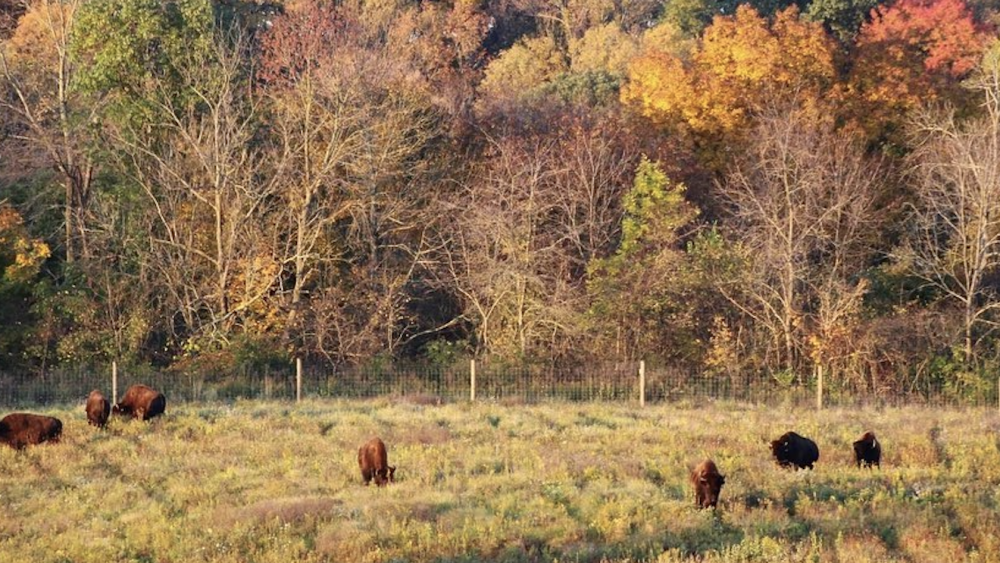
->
[770,438,790,462]
[697,473,725,508]
[374,465,396,486]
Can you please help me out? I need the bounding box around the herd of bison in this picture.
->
[0,384,884,508]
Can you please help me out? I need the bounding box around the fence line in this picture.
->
[0,361,997,409]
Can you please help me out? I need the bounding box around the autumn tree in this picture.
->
[436,118,640,360]
[260,3,446,363]
[846,0,991,145]
[587,157,701,362]
[105,29,282,351]
[716,105,883,378]
[0,203,48,368]
[622,5,837,168]
[903,41,1000,365]
[1,0,93,262]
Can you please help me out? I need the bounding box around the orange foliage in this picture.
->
[846,0,991,138]
[623,6,836,152]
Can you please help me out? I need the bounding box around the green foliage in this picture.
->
[587,157,702,360]
[539,70,622,106]
[620,157,697,256]
[479,34,568,100]
[660,0,721,37]
[922,348,999,403]
[420,339,470,368]
[70,0,215,127]
[806,0,880,42]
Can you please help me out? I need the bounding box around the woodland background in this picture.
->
[3,0,1000,396]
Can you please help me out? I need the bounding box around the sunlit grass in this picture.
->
[0,400,998,562]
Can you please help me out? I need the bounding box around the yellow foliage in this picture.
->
[479,35,567,97]
[623,6,836,148]
[0,205,49,285]
[569,22,638,76]
[3,0,75,68]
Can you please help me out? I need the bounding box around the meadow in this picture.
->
[0,399,998,563]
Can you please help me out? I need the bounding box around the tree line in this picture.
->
[2,0,1000,396]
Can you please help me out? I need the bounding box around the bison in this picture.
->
[691,459,725,509]
[113,384,166,421]
[358,437,395,486]
[0,413,62,449]
[853,431,881,468]
[770,431,819,470]
[86,389,111,428]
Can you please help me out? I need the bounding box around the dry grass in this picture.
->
[0,400,997,562]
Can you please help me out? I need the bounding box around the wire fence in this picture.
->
[0,361,997,409]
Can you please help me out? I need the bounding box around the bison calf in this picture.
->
[358,437,396,486]
[853,431,881,468]
[86,390,111,428]
[770,431,819,470]
[113,384,166,421]
[0,413,62,449]
[691,459,725,509]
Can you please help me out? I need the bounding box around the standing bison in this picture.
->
[0,413,62,449]
[853,431,881,468]
[770,431,819,470]
[86,390,111,428]
[358,437,396,486]
[691,459,725,509]
[113,384,166,421]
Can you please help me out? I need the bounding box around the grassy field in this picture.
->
[0,399,998,563]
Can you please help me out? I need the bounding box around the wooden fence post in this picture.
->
[470,359,476,403]
[112,361,118,403]
[816,364,824,410]
[296,357,302,403]
[639,360,646,408]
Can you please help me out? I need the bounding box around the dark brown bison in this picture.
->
[691,459,725,509]
[86,389,111,428]
[358,437,395,486]
[853,431,881,468]
[112,384,166,421]
[0,413,62,449]
[770,431,819,470]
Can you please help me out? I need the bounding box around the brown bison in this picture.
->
[853,431,881,468]
[113,384,166,421]
[770,431,819,470]
[86,389,111,428]
[358,437,395,486]
[0,413,62,449]
[691,459,725,509]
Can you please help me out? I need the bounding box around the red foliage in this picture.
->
[860,0,987,77]
[850,0,990,110]
[257,3,353,89]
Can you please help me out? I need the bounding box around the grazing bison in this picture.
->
[113,384,166,421]
[770,431,819,470]
[691,459,725,509]
[86,390,111,428]
[853,431,881,468]
[358,437,395,486]
[0,413,62,449]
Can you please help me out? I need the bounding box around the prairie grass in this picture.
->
[0,400,997,562]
